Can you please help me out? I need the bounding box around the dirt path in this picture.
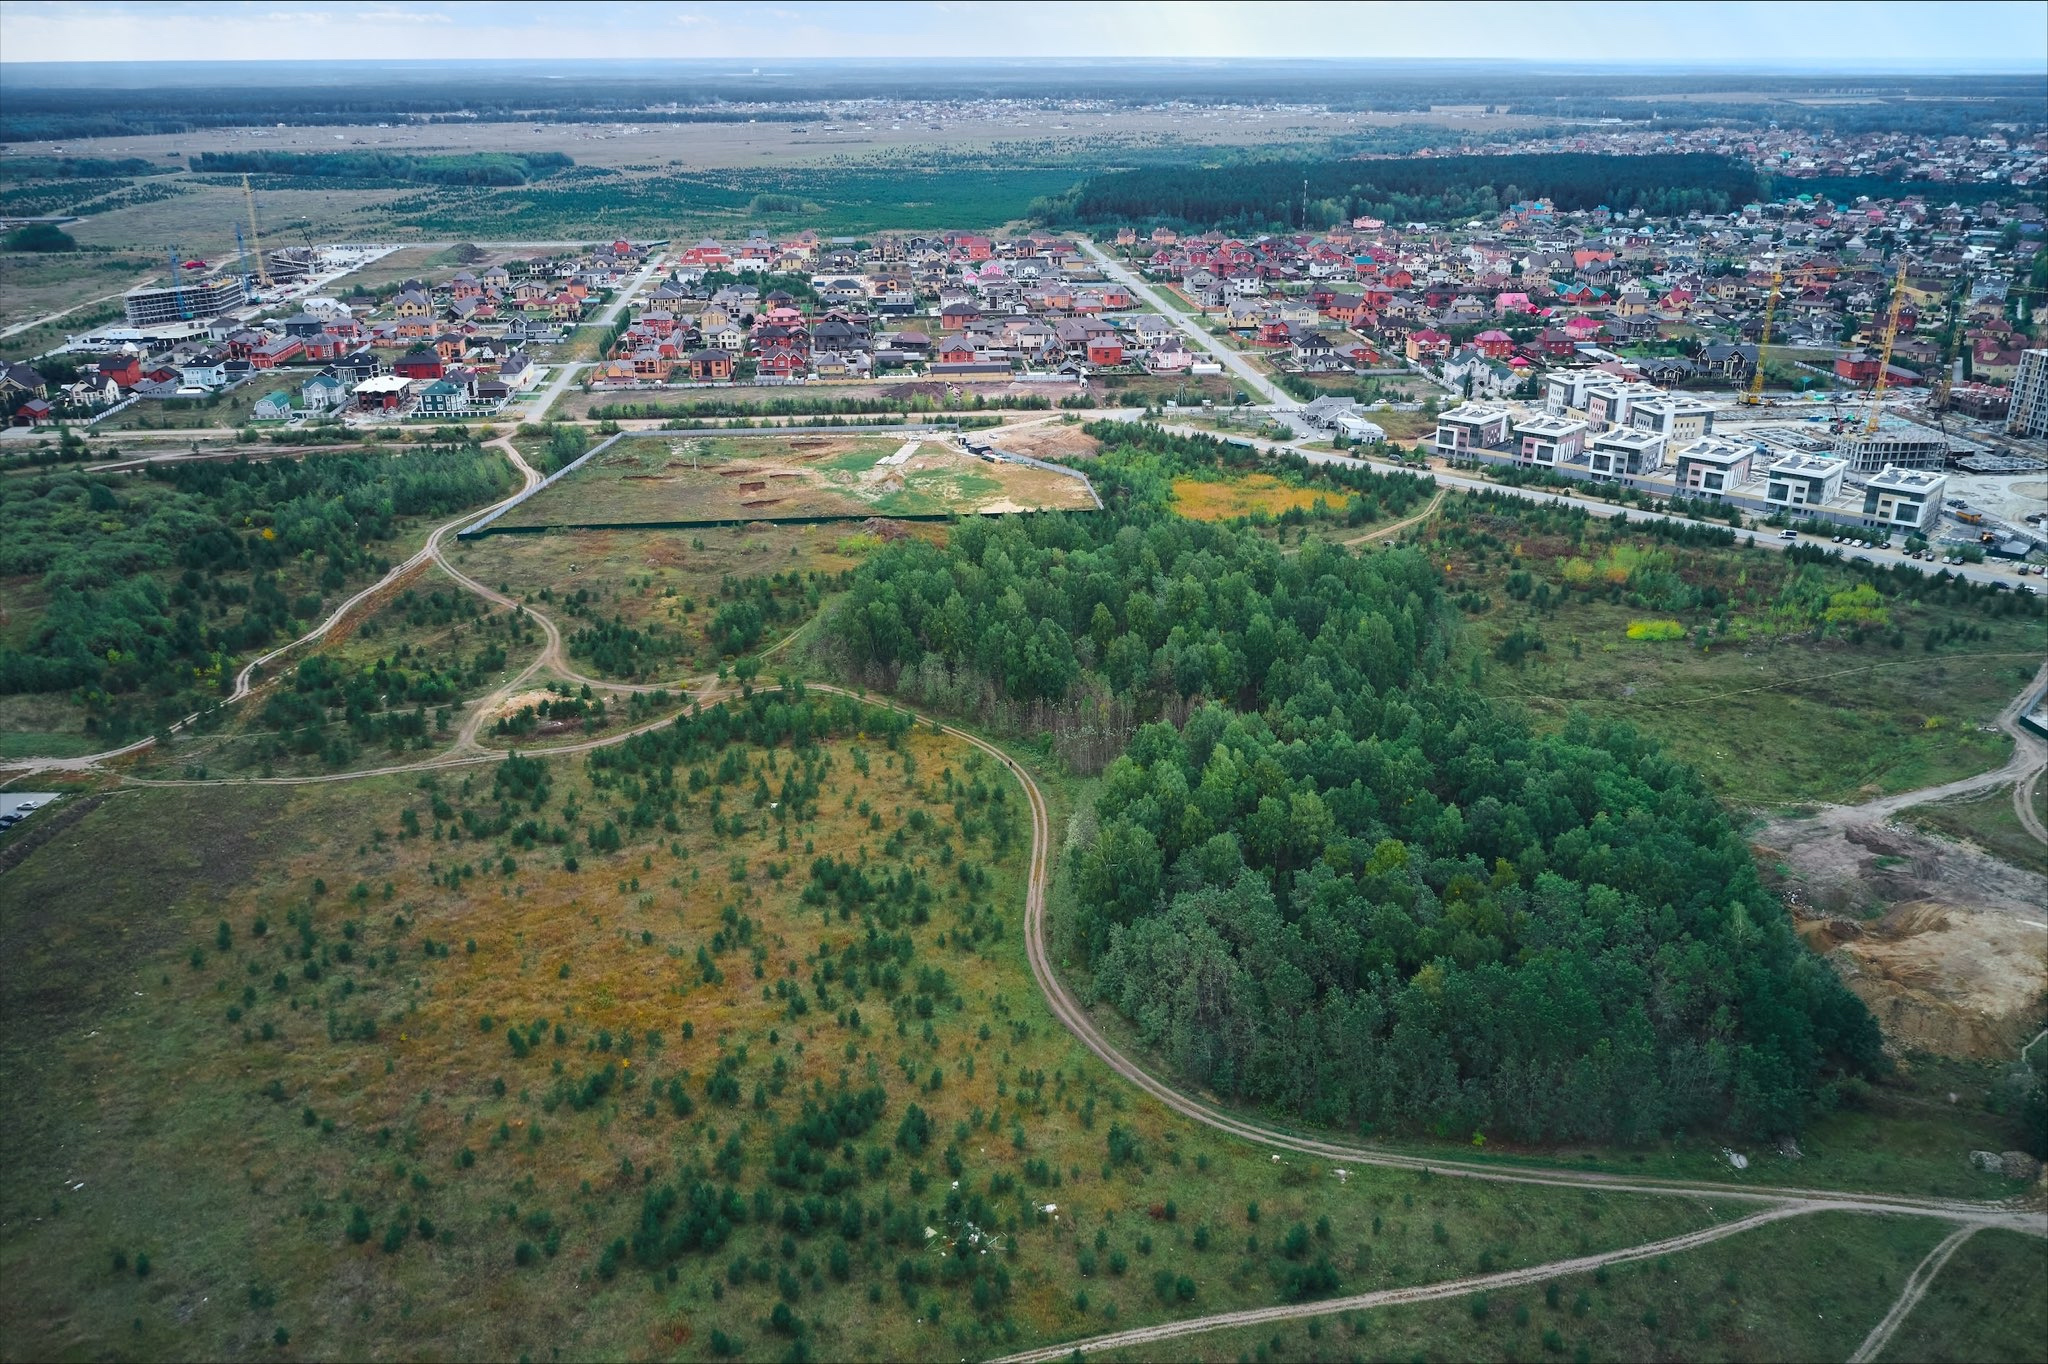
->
[1846,1224,1980,1364]
[1339,488,1444,547]
[997,1207,1852,1364]
[1862,658,2048,840]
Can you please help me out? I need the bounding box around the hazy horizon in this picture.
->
[2,1,2043,73]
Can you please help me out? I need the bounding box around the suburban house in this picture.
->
[1764,453,1849,512]
[1671,436,1755,498]
[1433,403,1512,457]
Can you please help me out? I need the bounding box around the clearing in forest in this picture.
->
[496,432,1094,528]
[1171,473,1334,522]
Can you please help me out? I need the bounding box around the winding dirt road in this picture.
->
[5,431,2045,1362]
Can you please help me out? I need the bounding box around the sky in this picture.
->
[1,0,2043,71]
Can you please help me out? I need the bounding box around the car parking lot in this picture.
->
[0,793,60,833]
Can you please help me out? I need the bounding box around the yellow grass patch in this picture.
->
[1169,474,1330,521]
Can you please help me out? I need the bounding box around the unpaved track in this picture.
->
[10,432,2048,1222]
[1846,1224,1980,1364]
[996,1206,1811,1364]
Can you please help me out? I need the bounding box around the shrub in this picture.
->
[1625,619,1685,641]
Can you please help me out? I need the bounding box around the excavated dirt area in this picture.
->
[986,422,1102,462]
[1757,812,2047,1059]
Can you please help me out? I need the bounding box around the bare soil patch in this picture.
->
[1758,812,2047,1059]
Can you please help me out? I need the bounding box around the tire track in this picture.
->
[994,1206,1809,1364]
[1846,1224,1979,1363]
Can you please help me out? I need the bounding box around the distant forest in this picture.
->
[1047,153,1764,231]
[189,151,573,187]
[2,61,2037,141]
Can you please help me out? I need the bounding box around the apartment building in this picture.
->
[2010,348,2048,438]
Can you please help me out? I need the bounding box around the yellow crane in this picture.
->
[243,174,271,289]
[1862,259,1908,434]
[1743,269,1782,406]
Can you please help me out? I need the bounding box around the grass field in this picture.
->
[452,521,885,676]
[1874,1228,2048,1363]
[1093,1210,1956,1364]
[1434,505,2048,807]
[496,432,1094,529]
[0,709,1743,1362]
[92,377,319,432]
[1172,474,1336,522]
[0,250,159,332]
[1901,787,2048,877]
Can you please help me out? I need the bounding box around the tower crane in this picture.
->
[166,246,192,320]
[1743,269,1782,406]
[1862,260,1908,435]
[243,174,272,289]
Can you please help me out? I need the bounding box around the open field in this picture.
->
[452,521,889,678]
[1172,473,1335,522]
[1902,785,2048,877]
[1470,593,2036,806]
[1091,1211,1956,1364]
[0,708,1738,1362]
[92,376,319,431]
[1873,1228,2048,1363]
[0,249,160,333]
[7,106,1542,249]
[496,432,1096,528]
[1432,503,2048,808]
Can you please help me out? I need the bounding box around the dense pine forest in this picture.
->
[829,424,1883,1142]
[1050,153,1763,230]
[190,151,574,187]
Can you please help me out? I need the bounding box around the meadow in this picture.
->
[1423,499,2048,807]
[1091,1211,1976,1364]
[0,696,1741,1362]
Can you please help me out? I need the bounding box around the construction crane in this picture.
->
[243,174,272,289]
[166,245,192,320]
[1928,275,1967,415]
[1743,269,1782,406]
[233,222,253,294]
[1862,259,1908,434]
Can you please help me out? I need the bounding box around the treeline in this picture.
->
[825,422,1881,1141]
[190,151,573,187]
[1050,153,1762,230]
[0,155,166,183]
[0,447,513,738]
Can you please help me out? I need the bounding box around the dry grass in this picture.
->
[1171,474,1334,522]
[0,716,1731,1363]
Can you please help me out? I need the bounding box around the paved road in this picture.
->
[1153,419,2043,594]
[1078,238,1294,408]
